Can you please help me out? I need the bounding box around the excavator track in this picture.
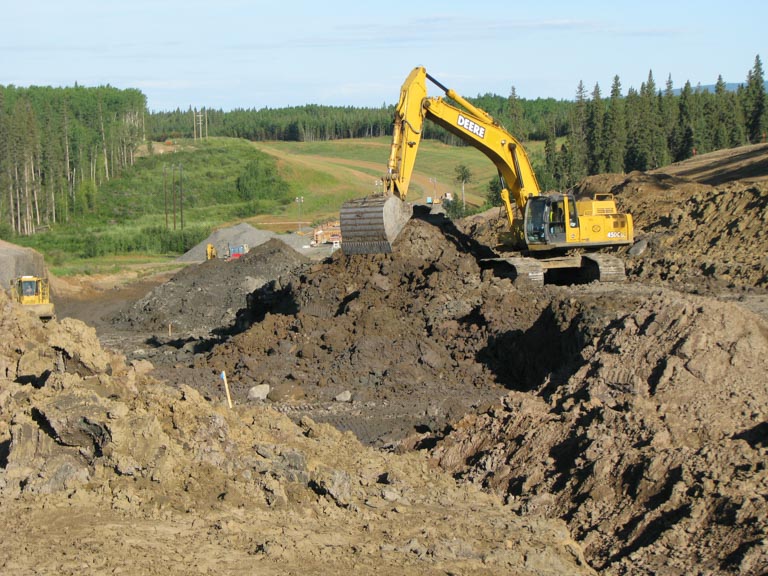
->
[581,253,626,282]
[482,253,626,286]
[481,257,545,287]
[340,196,413,255]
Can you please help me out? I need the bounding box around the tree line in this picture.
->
[148,55,766,192]
[0,84,146,236]
[150,96,574,146]
[151,104,396,143]
[1,54,765,238]
[540,55,766,190]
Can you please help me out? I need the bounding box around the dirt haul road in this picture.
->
[3,143,768,575]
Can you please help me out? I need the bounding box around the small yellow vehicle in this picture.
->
[9,276,56,321]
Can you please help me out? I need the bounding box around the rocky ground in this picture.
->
[3,143,768,575]
[0,292,592,575]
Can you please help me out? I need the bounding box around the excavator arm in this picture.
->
[341,66,541,254]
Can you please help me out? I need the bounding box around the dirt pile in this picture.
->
[193,216,531,446]
[431,289,768,574]
[115,238,311,338]
[40,144,768,575]
[176,221,276,263]
[650,142,768,186]
[0,288,594,575]
[181,169,768,574]
[178,221,329,263]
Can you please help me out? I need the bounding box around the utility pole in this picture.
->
[163,164,168,229]
[193,109,205,141]
[179,164,184,230]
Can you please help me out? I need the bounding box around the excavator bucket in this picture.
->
[340,196,413,255]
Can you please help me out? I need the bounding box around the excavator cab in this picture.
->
[524,194,579,248]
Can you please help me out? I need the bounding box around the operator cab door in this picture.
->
[524,194,580,248]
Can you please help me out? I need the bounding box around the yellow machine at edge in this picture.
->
[340,66,634,285]
[9,275,56,321]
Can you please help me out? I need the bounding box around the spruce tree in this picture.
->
[661,75,678,159]
[744,54,766,143]
[641,70,667,168]
[586,83,605,175]
[672,81,696,161]
[692,85,713,154]
[603,76,626,173]
[507,86,527,140]
[565,81,589,184]
[625,86,655,171]
[712,76,731,149]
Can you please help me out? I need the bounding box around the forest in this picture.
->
[0,55,765,240]
[0,84,146,237]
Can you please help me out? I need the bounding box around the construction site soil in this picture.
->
[2,143,768,575]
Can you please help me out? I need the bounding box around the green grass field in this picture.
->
[251,138,497,220]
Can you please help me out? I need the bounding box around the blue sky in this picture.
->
[2,0,765,112]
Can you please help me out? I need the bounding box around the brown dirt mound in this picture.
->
[0,288,594,576]
[651,142,768,185]
[576,172,768,292]
[115,238,311,336]
[41,143,768,575]
[431,290,768,575]
[194,215,519,446]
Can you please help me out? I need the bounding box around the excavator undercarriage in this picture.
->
[482,253,627,287]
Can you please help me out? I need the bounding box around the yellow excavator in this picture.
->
[340,66,634,285]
